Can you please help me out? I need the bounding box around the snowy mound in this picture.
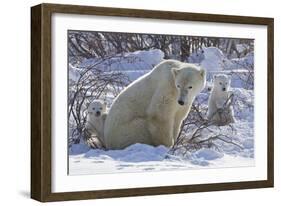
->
[79,49,164,71]
[69,142,90,155]
[188,50,205,64]
[72,143,228,164]
[69,124,254,175]
[84,143,168,162]
[69,49,165,82]
[188,47,233,72]
[194,148,223,160]
[200,47,234,71]
[188,47,254,72]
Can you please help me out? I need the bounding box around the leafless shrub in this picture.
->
[69,30,254,62]
[169,92,242,156]
[68,56,131,146]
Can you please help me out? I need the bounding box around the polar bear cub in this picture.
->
[85,100,107,147]
[207,74,235,126]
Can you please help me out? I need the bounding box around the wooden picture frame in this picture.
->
[31,3,274,202]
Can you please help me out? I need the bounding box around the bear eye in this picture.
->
[92,108,95,110]
[177,85,180,88]
[188,86,193,89]
[219,82,222,85]
[100,107,102,110]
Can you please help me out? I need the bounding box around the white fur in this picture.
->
[104,60,206,149]
[207,74,235,125]
[85,100,107,143]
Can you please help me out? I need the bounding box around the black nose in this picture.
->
[222,88,226,91]
[96,111,101,116]
[178,100,184,105]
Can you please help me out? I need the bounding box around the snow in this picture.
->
[69,142,254,175]
[69,49,164,82]
[69,142,90,155]
[187,47,254,88]
[84,143,168,162]
[231,52,254,70]
[232,88,254,121]
[79,49,164,72]
[68,47,255,175]
[242,139,254,149]
[68,64,81,82]
[188,50,205,64]
[194,149,223,160]
[199,47,234,71]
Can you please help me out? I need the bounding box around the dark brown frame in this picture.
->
[31,3,274,202]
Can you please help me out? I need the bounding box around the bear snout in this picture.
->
[222,88,226,91]
[178,100,185,106]
[95,111,101,116]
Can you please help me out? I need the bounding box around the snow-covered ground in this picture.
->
[69,145,254,175]
[68,47,255,175]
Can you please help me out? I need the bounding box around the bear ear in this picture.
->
[172,68,180,77]
[199,67,206,78]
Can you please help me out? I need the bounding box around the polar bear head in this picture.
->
[213,74,231,92]
[173,63,206,106]
[88,100,107,117]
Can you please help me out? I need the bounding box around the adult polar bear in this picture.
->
[104,60,206,149]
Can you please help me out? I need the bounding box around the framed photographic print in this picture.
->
[31,3,274,202]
